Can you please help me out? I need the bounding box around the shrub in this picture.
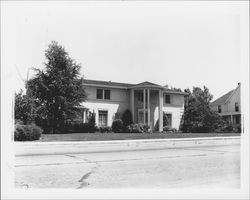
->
[163,126,177,134]
[121,109,133,130]
[14,123,25,141]
[65,122,98,133]
[112,119,123,133]
[214,121,241,133]
[125,123,151,133]
[14,123,42,141]
[98,126,112,133]
[87,112,97,133]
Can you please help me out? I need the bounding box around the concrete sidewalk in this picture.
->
[15,136,241,156]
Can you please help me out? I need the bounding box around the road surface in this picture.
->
[15,137,240,189]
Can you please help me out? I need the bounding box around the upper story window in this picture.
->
[164,94,171,104]
[138,92,143,102]
[96,89,111,100]
[96,89,103,99]
[235,102,239,112]
[218,105,221,113]
[104,89,110,100]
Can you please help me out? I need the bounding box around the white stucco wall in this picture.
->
[84,86,130,103]
[163,93,185,130]
[81,101,129,127]
[82,86,130,126]
[82,86,185,130]
[162,106,184,130]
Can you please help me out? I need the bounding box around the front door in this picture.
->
[138,109,148,124]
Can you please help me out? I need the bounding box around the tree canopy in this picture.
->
[26,41,86,133]
[181,86,224,133]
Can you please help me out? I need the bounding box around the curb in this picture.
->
[15,136,241,146]
[15,136,240,156]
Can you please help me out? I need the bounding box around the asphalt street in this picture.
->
[15,137,240,189]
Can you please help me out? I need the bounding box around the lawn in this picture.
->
[39,132,240,142]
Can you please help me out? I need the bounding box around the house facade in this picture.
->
[210,83,241,127]
[80,79,186,132]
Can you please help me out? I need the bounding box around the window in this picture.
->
[96,89,111,100]
[235,102,239,112]
[96,89,103,99]
[104,90,110,100]
[98,110,108,127]
[218,105,221,113]
[166,114,172,128]
[138,92,143,102]
[165,94,171,104]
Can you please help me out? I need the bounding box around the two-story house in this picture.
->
[210,83,241,127]
[80,79,186,132]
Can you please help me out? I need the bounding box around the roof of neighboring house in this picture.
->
[83,79,187,94]
[210,89,235,106]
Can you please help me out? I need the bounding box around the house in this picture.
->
[80,79,186,132]
[210,83,241,127]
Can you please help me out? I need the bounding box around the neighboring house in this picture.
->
[80,79,186,132]
[210,83,241,127]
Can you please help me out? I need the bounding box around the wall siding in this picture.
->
[82,86,185,130]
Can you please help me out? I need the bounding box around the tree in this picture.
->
[181,86,224,133]
[121,109,133,130]
[27,41,87,133]
[14,90,33,124]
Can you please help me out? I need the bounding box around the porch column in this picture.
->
[158,90,163,132]
[130,89,135,122]
[83,110,86,123]
[143,89,146,124]
[147,89,150,128]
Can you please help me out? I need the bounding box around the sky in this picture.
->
[3,1,246,100]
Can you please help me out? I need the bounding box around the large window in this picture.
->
[96,89,111,100]
[164,94,171,104]
[138,109,148,124]
[218,105,222,113]
[163,112,172,128]
[98,110,108,127]
[235,102,239,112]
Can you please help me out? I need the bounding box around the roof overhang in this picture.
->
[83,81,187,95]
[83,83,128,89]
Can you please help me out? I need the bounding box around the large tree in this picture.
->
[181,86,224,133]
[27,41,86,133]
[14,90,32,124]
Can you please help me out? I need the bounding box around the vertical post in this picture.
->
[158,90,163,132]
[147,89,150,128]
[143,89,146,124]
[83,110,86,123]
[130,89,135,122]
[231,115,233,124]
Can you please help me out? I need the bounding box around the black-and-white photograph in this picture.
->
[1,1,249,199]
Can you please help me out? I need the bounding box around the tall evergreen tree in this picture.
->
[27,41,86,133]
[181,86,224,133]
